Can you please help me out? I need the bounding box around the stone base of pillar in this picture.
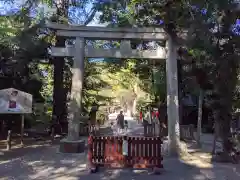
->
[59,138,85,153]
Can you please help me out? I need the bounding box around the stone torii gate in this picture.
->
[47,22,180,155]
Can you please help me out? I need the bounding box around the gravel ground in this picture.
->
[1,123,240,180]
[1,144,240,180]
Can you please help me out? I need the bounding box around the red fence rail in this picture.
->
[144,124,196,140]
[88,135,163,172]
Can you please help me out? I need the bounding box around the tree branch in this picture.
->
[84,8,97,25]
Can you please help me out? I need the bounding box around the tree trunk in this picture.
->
[220,112,231,154]
[197,89,203,147]
[126,109,131,117]
[132,97,137,116]
[132,83,138,116]
[52,37,66,128]
[212,119,219,154]
[51,0,69,133]
[51,0,97,136]
[212,110,231,156]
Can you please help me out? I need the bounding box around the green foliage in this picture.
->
[0,5,52,126]
[82,61,113,110]
[96,109,107,124]
[136,97,149,114]
[38,64,54,101]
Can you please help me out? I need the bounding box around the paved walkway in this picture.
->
[110,119,144,136]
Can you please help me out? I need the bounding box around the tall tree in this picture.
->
[46,0,98,126]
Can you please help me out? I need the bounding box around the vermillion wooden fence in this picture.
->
[88,136,163,172]
[144,124,196,140]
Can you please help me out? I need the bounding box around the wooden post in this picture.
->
[6,130,12,150]
[123,136,128,167]
[144,124,147,136]
[88,135,97,173]
[166,35,180,156]
[20,114,24,146]
[190,124,195,140]
[67,37,85,141]
[51,126,55,142]
[1,120,5,137]
[197,89,203,147]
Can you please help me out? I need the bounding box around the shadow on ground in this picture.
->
[0,138,60,161]
[1,129,240,180]
[1,142,240,180]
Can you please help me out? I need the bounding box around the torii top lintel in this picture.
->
[46,22,167,40]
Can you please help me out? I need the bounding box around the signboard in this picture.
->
[0,88,32,114]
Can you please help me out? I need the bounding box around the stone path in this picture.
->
[109,119,144,136]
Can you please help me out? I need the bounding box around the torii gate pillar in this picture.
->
[59,37,86,153]
[166,35,181,156]
[67,37,85,140]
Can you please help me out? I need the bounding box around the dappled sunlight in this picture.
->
[180,146,213,168]
[0,159,12,165]
[1,129,240,180]
[191,152,212,162]
[179,145,240,179]
[233,167,240,177]
[192,174,215,180]
[27,160,87,179]
[181,155,213,168]
[26,160,43,166]
[1,138,240,180]
[0,145,89,179]
[29,166,55,179]
[101,169,124,180]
